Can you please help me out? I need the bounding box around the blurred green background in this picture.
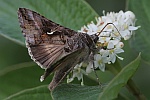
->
[0,0,150,100]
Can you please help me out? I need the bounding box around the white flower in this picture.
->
[108,48,124,63]
[67,63,84,84]
[67,10,139,84]
[116,42,124,48]
[94,54,109,71]
[98,37,111,43]
[86,61,93,74]
[107,39,120,49]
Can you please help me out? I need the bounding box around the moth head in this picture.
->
[90,34,99,44]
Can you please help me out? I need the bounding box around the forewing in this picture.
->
[18,8,77,69]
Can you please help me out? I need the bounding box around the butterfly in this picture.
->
[18,8,99,91]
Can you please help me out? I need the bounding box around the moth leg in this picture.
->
[90,52,102,87]
[92,61,102,87]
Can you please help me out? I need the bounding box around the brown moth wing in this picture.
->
[41,48,87,91]
[18,8,97,91]
[18,8,78,69]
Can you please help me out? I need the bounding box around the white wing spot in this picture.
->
[47,31,55,35]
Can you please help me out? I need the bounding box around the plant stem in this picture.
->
[126,79,146,100]
[106,60,147,100]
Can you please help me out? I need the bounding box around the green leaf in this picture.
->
[0,62,51,100]
[98,53,141,100]
[0,0,98,46]
[128,0,150,63]
[52,84,102,100]
[5,85,52,100]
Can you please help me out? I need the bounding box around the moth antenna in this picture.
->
[96,23,122,37]
[92,62,102,87]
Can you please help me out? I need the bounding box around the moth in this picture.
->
[18,8,99,91]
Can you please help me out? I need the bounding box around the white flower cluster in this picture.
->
[67,11,140,84]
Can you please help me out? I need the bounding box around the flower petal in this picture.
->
[107,42,114,49]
